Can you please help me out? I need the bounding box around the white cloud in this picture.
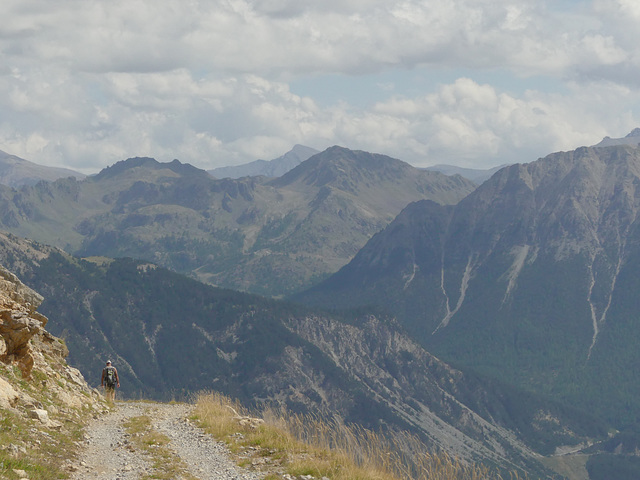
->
[2,70,639,172]
[2,0,633,77]
[365,78,638,167]
[0,0,640,172]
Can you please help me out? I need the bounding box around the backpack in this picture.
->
[104,366,116,388]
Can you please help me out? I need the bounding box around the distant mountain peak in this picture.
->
[425,164,508,184]
[94,157,209,181]
[209,145,319,179]
[298,142,640,431]
[0,150,85,188]
[270,146,419,190]
[594,128,640,147]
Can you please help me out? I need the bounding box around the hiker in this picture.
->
[101,360,120,402]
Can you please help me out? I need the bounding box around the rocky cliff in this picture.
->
[0,265,49,378]
[0,263,103,477]
[296,143,640,430]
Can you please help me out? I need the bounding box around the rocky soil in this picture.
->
[70,401,269,480]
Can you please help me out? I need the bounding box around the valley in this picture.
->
[0,238,601,477]
[2,140,640,478]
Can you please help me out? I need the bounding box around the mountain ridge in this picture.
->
[94,156,211,181]
[0,146,476,296]
[294,143,640,430]
[209,144,319,179]
[593,128,640,148]
[0,149,85,188]
[425,163,506,184]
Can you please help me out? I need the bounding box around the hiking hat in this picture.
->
[106,360,111,365]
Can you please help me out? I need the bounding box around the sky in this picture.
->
[1,0,640,174]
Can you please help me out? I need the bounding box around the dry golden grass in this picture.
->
[192,391,518,480]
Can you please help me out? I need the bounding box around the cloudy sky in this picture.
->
[1,0,640,173]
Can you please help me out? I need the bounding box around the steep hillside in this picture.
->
[296,143,640,430]
[0,147,476,296]
[0,233,606,477]
[0,258,502,480]
[0,263,104,478]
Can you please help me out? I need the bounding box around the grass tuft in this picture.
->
[0,363,96,480]
[192,391,518,480]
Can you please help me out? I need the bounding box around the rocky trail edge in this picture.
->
[70,401,267,480]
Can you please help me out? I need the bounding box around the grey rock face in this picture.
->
[298,144,640,427]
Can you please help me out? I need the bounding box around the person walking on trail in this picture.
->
[101,360,120,402]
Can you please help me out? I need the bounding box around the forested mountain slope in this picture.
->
[0,232,606,477]
[296,144,640,431]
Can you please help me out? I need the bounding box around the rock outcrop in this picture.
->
[0,264,48,377]
[0,262,102,418]
[0,264,107,477]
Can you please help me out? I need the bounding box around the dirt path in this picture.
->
[71,401,267,480]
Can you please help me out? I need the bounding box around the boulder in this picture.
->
[28,407,50,424]
[0,376,19,409]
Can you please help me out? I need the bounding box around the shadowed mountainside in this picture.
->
[0,232,607,477]
[295,143,640,433]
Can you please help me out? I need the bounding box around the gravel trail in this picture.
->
[71,401,268,480]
